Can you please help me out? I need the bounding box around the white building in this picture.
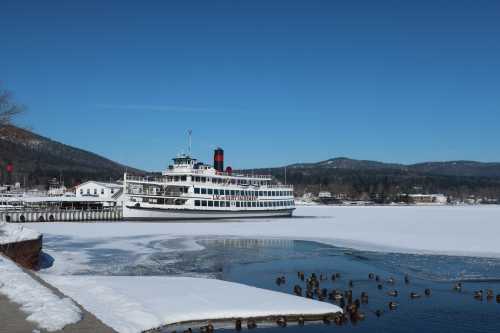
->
[408,194,448,205]
[75,181,124,206]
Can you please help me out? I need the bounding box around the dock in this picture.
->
[0,207,122,223]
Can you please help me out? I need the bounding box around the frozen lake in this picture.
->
[29,205,500,332]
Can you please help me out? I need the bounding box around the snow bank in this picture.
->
[26,205,500,258]
[0,255,82,331]
[41,275,341,333]
[0,222,40,245]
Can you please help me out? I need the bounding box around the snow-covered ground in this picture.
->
[0,222,40,245]
[15,205,500,333]
[41,275,341,333]
[0,255,82,331]
[27,205,500,258]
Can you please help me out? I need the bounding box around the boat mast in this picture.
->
[187,129,192,156]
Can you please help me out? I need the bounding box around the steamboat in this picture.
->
[123,148,295,220]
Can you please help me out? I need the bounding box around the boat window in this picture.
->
[230,190,235,196]
[214,189,219,195]
[212,178,217,183]
[195,200,200,206]
[194,188,200,194]
[225,189,230,195]
[252,202,256,207]
[208,188,213,195]
[201,188,207,194]
[202,200,207,207]
[80,189,83,194]
[225,201,230,207]
[214,201,220,207]
[208,201,213,207]
[201,177,206,183]
[181,176,187,181]
[236,202,240,207]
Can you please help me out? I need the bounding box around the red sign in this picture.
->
[6,163,13,173]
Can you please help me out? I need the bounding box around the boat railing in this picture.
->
[126,175,165,183]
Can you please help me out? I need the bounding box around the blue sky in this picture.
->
[1,0,499,171]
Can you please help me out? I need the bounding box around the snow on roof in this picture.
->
[41,275,341,333]
[0,222,41,245]
[0,255,82,331]
[77,181,122,189]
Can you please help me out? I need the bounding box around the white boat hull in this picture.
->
[123,205,294,221]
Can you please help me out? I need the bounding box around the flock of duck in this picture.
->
[171,271,500,333]
[277,270,500,327]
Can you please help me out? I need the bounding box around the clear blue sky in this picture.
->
[1,0,499,171]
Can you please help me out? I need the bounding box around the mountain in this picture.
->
[410,161,500,178]
[242,157,500,201]
[289,157,406,171]
[286,157,500,178]
[0,125,144,186]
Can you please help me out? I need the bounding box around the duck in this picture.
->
[388,301,398,310]
[368,273,375,280]
[387,290,398,297]
[404,274,410,284]
[453,282,462,291]
[276,316,287,327]
[247,319,257,329]
[360,291,369,303]
[235,319,242,331]
[298,316,305,325]
[377,284,383,290]
[353,311,365,321]
[410,292,421,299]
[424,288,432,296]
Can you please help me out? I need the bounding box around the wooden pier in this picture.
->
[0,207,122,223]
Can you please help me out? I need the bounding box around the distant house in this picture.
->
[75,181,124,205]
[407,194,447,205]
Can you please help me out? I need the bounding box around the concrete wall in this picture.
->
[0,235,43,270]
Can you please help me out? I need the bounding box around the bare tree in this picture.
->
[0,84,25,128]
[0,84,26,141]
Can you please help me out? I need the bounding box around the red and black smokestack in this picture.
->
[214,148,224,172]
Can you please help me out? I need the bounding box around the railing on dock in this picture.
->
[0,206,123,223]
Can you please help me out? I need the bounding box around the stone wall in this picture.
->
[0,235,43,270]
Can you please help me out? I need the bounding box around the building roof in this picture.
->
[77,181,122,189]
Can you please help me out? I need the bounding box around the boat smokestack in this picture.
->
[214,148,224,172]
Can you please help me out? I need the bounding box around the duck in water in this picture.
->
[388,301,398,310]
[410,292,421,299]
[387,290,398,297]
